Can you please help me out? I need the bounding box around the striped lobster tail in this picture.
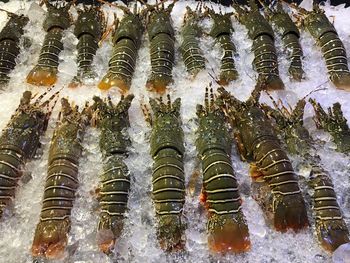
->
[180,32,205,76]
[252,35,282,89]
[0,40,20,86]
[146,96,185,251]
[32,99,90,260]
[196,88,250,253]
[309,166,349,252]
[217,34,238,85]
[92,95,134,254]
[104,38,138,91]
[180,6,205,77]
[0,145,25,217]
[0,13,28,87]
[148,33,175,93]
[76,34,99,79]
[319,32,350,87]
[26,1,72,87]
[0,90,55,219]
[283,33,304,81]
[253,138,308,231]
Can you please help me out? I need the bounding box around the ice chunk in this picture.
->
[27,2,45,24]
[333,243,350,263]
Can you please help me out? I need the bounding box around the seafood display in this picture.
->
[70,5,105,88]
[98,3,144,92]
[180,5,205,77]
[196,88,250,253]
[259,1,304,81]
[219,87,308,232]
[0,90,56,218]
[143,95,186,251]
[0,0,350,262]
[31,99,90,260]
[145,1,176,93]
[233,0,284,90]
[309,99,350,153]
[0,9,28,87]
[288,2,350,90]
[262,92,349,252]
[26,1,73,86]
[206,8,237,85]
[93,95,134,254]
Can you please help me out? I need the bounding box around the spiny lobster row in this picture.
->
[0,85,349,258]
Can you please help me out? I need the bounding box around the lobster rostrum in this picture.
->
[205,7,238,85]
[70,4,106,88]
[32,98,91,260]
[143,95,186,251]
[258,0,304,81]
[196,87,250,253]
[233,0,284,90]
[287,2,350,90]
[218,86,308,232]
[26,0,73,87]
[144,0,177,94]
[180,4,206,78]
[0,90,57,218]
[0,9,29,88]
[262,93,350,252]
[92,94,134,254]
[98,2,144,93]
[309,99,350,153]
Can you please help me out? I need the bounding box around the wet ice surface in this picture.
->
[0,0,350,262]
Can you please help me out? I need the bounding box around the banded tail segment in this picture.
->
[309,166,349,252]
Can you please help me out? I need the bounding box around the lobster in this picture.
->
[98,2,144,93]
[205,8,238,85]
[309,166,349,252]
[262,93,349,252]
[258,0,304,81]
[218,86,308,232]
[287,2,350,90]
[142,95,186,251]
[196,87,250,253]
[0,9,29,88]
[31,98,91,260]
[233,0,284,90]
[0,90,57,218]
[69,4,106,88]
[26,0,73,87]
[179,5,206,78]
[309,99,350,153]
[144,1,177,93]
[92,94,134,254]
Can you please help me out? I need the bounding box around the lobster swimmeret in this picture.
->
[0,90,57,218]
[98,3,144,93]
[233,0,284,90]
[93,94,134,254]
[0,9,29,87]
[143,95,186,251]
[70,4,105,88]
[288,2,350,90]
[26,0,73,87]
[196,88,250,253]
[218,87,308,232]
[31,98,91,260]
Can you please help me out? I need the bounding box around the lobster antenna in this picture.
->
[299,86,327,103]
[204,86,209,110]
[281,0,308,15]
[257,0,273,15]
[167,94,171,110]
[264,90,286,117]
[0,8,18,17]
[210,87,214,109]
